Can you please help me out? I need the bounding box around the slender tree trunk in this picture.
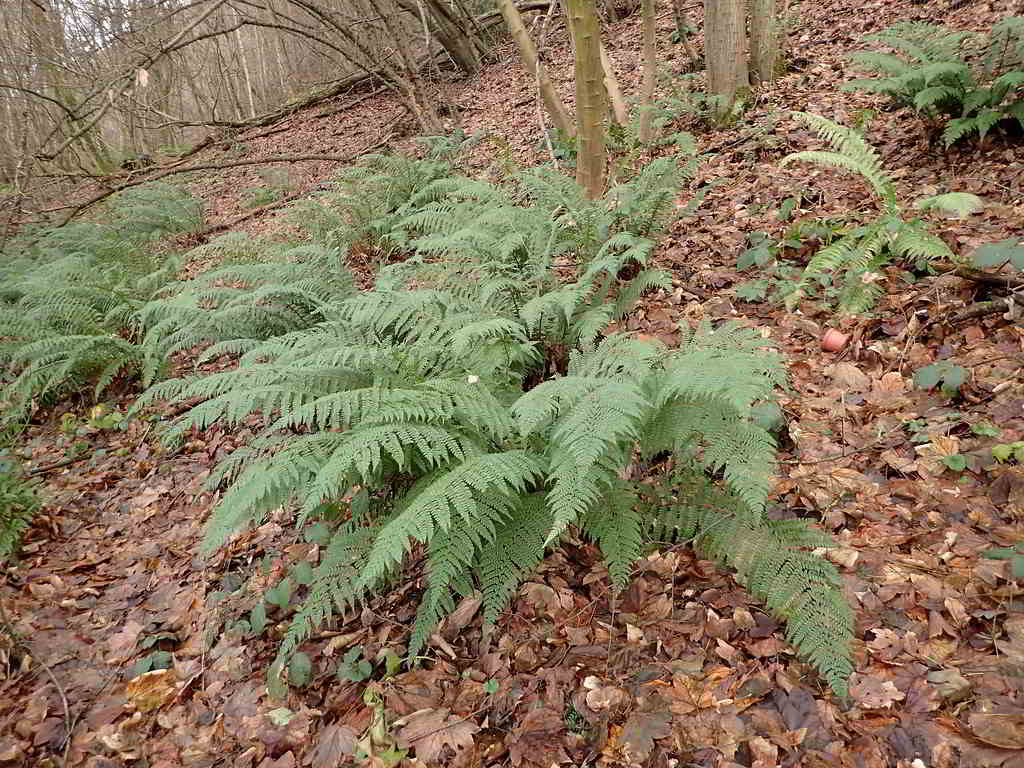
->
[636,0,657,140]
[670,0,698,69]
[497,0,575,137]
[425,0,483,74]
[566,0,606,198]
[748,0,779,85]
[235,24,257,118]
[599,44,628,125]
[704,0,747,120]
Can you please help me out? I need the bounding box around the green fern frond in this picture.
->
[356,452,546,593]
[477,494,552,625]
[652,472,854,698]
[583,486,644,588]
[783,113,894,204]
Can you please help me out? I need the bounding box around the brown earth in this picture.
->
[3,1,1024,767]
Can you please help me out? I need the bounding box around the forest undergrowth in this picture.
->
[2,1,1024,767]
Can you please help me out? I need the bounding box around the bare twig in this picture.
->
[0,595,73,767]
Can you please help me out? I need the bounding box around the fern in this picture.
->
[843,19,1024,145]
[0,183,201,422]
[139,153,853,699]
[139,243,354,379]
[0,450,42,563]
[780,113,980,312]
[644,471,854,698]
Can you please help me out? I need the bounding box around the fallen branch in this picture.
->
[54,151,383,225]
[954,266,1024,289]
[187,131,395,238]
[949,298,1014,324]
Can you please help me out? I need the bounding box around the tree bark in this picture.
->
[704,0,747,120]
[670,0,698,68]
[748,0,779,85]
[566,0,606,198]
[599,44,629,125]
[636,0,657,140]
[397,0,483,75]
[497,0,575,137]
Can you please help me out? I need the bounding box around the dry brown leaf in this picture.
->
[621,698,672,762]
[395,708,478,764]
[969,712,1024,750]
[830,362,871,392]
[120,668,178,713]
[850,674,906,709]
[308,724,358,768]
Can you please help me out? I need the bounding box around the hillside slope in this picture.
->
[3,1,1024,767]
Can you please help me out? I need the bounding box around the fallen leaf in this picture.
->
[969,712,1024,749]
[107,620,145,664]
[395,708,478,763]
[850,674,906,709]
[830,362,871,392]
[621,698,672,762]
[120,668,177,713]
[308,724,358,768]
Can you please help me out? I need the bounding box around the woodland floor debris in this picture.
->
[2,1,1024,766]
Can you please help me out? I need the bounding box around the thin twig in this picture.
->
[0,594,72,766]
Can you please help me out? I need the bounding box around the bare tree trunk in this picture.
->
[566,0,606,198]
[599,44,628,125]
[704,0,747,120]
[670,0,698,69]
[749,0,779,85]
[497,0,575,137]
[636,0,657,140]
[235,21,257,118]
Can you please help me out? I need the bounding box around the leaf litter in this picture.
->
[3,0,1024,766]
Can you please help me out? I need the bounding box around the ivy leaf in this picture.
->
[250,602,267,635]
[916,192,984,218]
[941,454,967,472]
[972,238,1024,269]
[288,652,312,687]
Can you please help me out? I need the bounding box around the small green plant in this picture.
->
[0,451,41,563]
[972,421,1002,438]
[913,360,968,397]
[337,646,374,682]
[904,418,931,444]
[972,236,1024,269]
[843,19,1024,145]
[982,541,1024,580]
[992,441,1024,463]
[941,453,969,473]
[780,113,983,312]
[734,219,845,305]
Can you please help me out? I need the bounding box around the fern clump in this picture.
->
[0,450,42,563]
[780,112,982,312]
[143,151,854,699]
[0,182,201,423]
[287,153,456,258]
[843,18,1024,145]
[139,242,355,379]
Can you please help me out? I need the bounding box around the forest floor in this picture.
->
[4,0,1024,766]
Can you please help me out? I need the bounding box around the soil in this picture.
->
[3,1,1024,767]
